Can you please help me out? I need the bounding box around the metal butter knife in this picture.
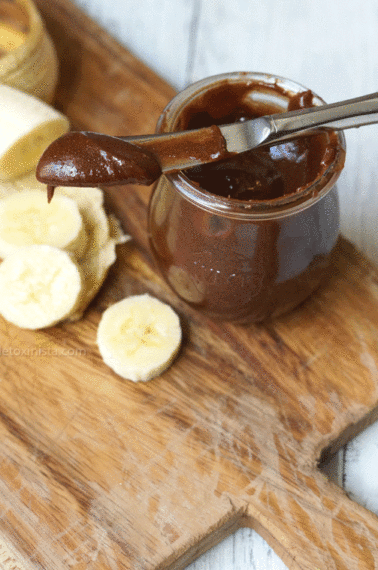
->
[121,91,378,172]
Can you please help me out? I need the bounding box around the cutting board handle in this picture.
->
[241,470,378,569]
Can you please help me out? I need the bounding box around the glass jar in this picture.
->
[0,0,59,103]
[148,72,346,323]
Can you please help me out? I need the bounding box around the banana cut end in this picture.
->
[0,84,70,181]
[97,293,182,382]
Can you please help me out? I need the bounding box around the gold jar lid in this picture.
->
[0,0,59,103]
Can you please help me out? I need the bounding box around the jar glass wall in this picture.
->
[148,72,346,323]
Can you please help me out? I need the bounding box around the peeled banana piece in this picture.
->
[0,245,82,329]
[0,190,87,258]
[0,84,69,180]
[56,186,129,320]
[97,294,182,382]
[57,186,111,252]
[0,177,130,327]
[68,239,117,322]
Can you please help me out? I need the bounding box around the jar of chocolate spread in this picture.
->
[148,72,346,323]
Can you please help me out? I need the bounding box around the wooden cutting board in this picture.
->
[1,1,378,568]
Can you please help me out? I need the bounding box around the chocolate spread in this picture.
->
[37,131,162,201]
[36,84,341,206]
[176,83,341,201]
[148,79,345,322]
[134,124,228,171]
[36,125,229,201]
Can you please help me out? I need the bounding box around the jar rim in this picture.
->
[158,71,346,220]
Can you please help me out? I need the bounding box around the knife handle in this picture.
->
[270,91,378,140]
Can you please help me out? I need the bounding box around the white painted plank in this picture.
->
[190,0,377,101]
[344,421,378,517]
[187,528,288,570]
[72,0,195,88]
[0,538,35,570]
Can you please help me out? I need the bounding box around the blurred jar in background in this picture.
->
[0,0,59,102]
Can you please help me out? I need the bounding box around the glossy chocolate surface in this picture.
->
[36,125,229,199]
[177,83,341,202]
[37,131,162,192]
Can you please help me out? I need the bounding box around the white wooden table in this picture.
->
[71,0,378,567]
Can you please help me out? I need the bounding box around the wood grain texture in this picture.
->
[68,1,378,567]
[0,0,377,568]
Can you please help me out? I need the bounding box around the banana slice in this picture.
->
[68,211,131,321]
[9,179,125,251]
[0,190,88,259]
[11,181,111,254]
[0,181,18,200]
[0,84,69,180]
[0,177,131,321]
[108,213,130,245]
[57,186,110,252]
[97,294,182,382]
[13,170,46,191]
[68,239,117,322]
[0,245,82,329]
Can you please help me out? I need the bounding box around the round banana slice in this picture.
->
[0,84,69,180]
[97,293,182,382]
[0,190,87,258]
[0,245,82,329]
